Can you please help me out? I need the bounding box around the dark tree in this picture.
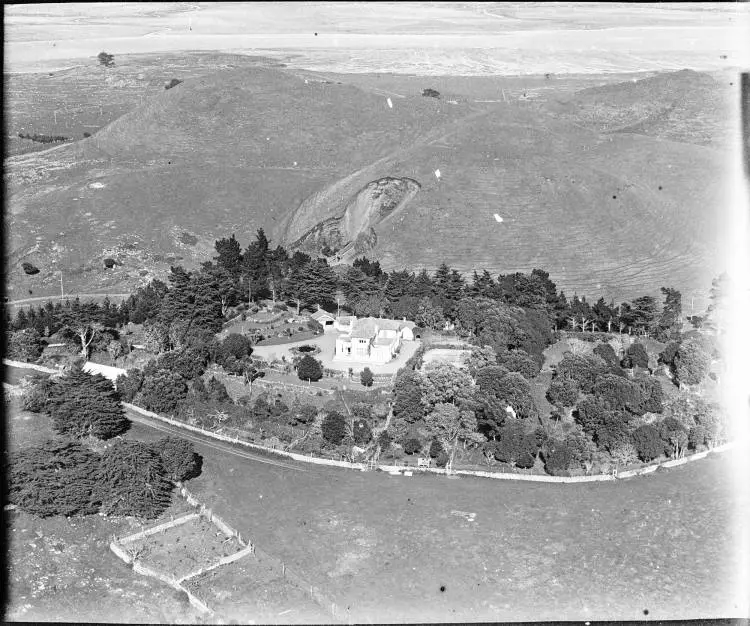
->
[322,410,347,445]
[377,429,392,451]
[297,355,323,382]
[22,377,55,413]
[97,51,115,67]
[221,333,253,361]
[546,378,579,409]
[392,369,424,424]
[498,349,541,379]
[154,437,202,482]
[592,374,642,414]
[8,439,102,517]
[352,418,372,445]
[631,424,663,461]
[593,411,632,452]
[115,368,144,403]
[403,437,423,455]
[622,342,649,370]
[429,439,445,459]
[206,376,232,404]
[574,396,608,436]
[555,353,608,393]
[8,328,45,362]
[47,367,129,440]
[360,367,374,387]
[98,440,173,519]
[656,287,682,340]
[544,442,574,475]
[141,369,188,414]
[593,343,621,372]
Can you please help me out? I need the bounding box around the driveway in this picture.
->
[251,331,421,374]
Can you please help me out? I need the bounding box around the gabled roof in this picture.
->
[310,309,335,322]
[349,316,416,338]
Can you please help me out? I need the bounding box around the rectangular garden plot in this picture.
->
[184,550,330,624]
[124,515,245,582]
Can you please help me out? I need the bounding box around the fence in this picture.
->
[253,378,336,396]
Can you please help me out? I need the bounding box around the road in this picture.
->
[124,407,308,473]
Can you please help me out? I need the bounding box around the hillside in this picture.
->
[547,69,733,148]
[6,65,730,306]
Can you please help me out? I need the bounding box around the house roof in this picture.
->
[349,316,415,338]
[310,309,335,322]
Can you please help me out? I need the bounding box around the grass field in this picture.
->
[6,54,730,308]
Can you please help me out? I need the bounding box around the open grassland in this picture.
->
[5,57,731,308]
[165,430,749,622]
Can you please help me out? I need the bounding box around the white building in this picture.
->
[334,316,416,364]
[310,308,337,332]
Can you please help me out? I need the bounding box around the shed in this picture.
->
[310,308,336,332]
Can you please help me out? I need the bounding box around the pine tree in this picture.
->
[98,440,173,519]
[47,367,129,440]
[9,438,102,517]
[214,233,243,274]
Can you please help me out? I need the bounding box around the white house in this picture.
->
[334,316,415,364]
[310,308,337,332]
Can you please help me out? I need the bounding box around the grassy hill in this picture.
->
[6,63,730,307]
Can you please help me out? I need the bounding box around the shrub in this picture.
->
[8,328,45,362]
[352,418,372,445]
[21,262,40,275]
[47,367,129,440]
[435,451,449,468]
[429,439,444,459]
[289,404,318,426]
[688,424,707,450]
[631,424,663,461]
[22,378,55,413]
[360,367,374,387]
[97,51,115,67]
[116,368,144,403]
[498,349,541,379]
[377,430,392,451]
[422,88,441,98]
[98,440,173,519]
[674,338,711,387]
[103,258,117,269]
[206,376,232,404]
[546,378,578,408]
[221,333,253,361]
[322,410,346,445]
[165,78,183,90]
[8,439,102,517]
[156,347,207,381]
[141,369,188,414]
[403,437,422,455]
[659,341,680,366]
[154,437,202,482]
[544,442,573,475]
[593,342,620,369]
[297,355,323,382]
[622,342,649,369]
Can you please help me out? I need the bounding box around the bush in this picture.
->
[8,328,45,362]
[377,430,392,451]
[403,437,422,455]
[297,355,323,382]
[154,437,202,482]
[8,439,102,517]
[352,418,372,445]
[289,404,318,426]
[322,410,346,445]
[206,376,232,404]
[544,442,574,475]
[165,78,183,90]
[21,262,40,275]
[47,367,129,440]
[498,349,541,379]
[141,369,188,414]
[360,367,374,387]
[546,378,578,408]
[98,440,173,519]
[422,88,441,98]
[221,333,253,361]
[116,368,143,403]
[631,424,663,461]
[435,451,449,468]
[103,258,117,269]
[22,378,55,413]
[429,439,444,459]
[97,51,115,67]
[688,424,707,450]
[622,342,649,369]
